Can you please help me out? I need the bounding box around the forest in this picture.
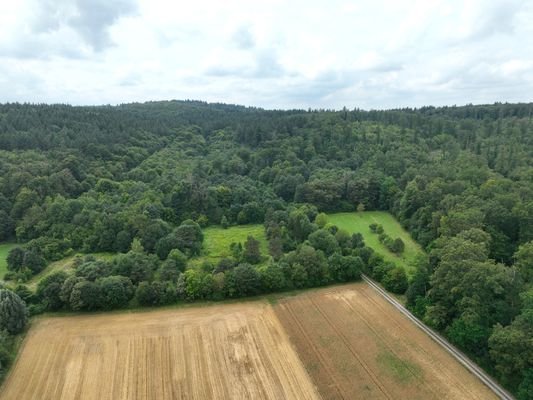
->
[0,100,532,397]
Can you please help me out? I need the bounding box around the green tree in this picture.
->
[259,262,288,292]
[308,229,340,256]
[69,281,101,311]
[225,263,262,297]
[98,276,134,309]
[518,369,533,400]
[22,249,46,274]
[174,220,204,256]
[515,241,533,284]
[243,236,261,264]
[36,271,68,310]
[314,212,328,228]
[383,267,408,294]
[221,215,229,229]
[6,248,25,272]
[0,289,28,334]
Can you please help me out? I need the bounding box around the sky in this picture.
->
[0,0,532,110]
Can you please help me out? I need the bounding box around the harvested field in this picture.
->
[0,303,320,400]
[274,283,498,400]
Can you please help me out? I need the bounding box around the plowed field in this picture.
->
[0,303,320,400]
[274,283,498,400]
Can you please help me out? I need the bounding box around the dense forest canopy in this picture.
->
[0,100,532,395]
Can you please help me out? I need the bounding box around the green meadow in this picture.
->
[327,211,424,275]
[195,224,268,265]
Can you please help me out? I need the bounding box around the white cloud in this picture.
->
[0,0,531,109]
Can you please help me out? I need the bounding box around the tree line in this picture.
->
[0,101,531,396]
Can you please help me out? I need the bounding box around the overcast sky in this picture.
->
[0,0,532,110]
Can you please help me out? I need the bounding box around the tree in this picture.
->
[76,259,111,281]
[22,249,46,274]
[259,262,288,292]
[328,253,363,282]
[155,233,180,260]
[221,215,229,229]
[382,267,408,294]
[288,210,317,243]
[515,241,533,284]
[98,276,134,309]
[243,236,261,264]
[174,220,204,256]
[6,248,25,272]
[308,229,339,256]
[518,369,533,400]
[60,276,85,304]
[290,245,329,286]
[69,281,101,311]
[225,263,262,297]
[268,236,283,260]
[406,255,430,308]
[314,213,328,228]
[390,238,405,254]
[135,282,159,306]
[183,269,215,300]
[0,289,28,334]
[36,271,68,310]
[446,314,491,358]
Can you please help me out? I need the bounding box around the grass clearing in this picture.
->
[0,243,19,279]
[194,224,268,265]
[328,211,424,275]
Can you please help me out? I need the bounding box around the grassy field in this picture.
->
[0,243,19,279]
[197,224,268,265]
[328,211,424,275]
[274,283,497,400]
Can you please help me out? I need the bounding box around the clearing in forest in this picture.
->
[199,224,268,263]
[0,302,320,400]
[327,211,423,275]
[274,283,497,400]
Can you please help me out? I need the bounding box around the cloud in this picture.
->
[0,0,531,109]
[0,0,138,59]
[232,26,255,49]
[69,0,139,51]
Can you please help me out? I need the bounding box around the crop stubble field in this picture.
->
[0,303,320,400]
[1,283,497,400]
[274,283,497,400]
